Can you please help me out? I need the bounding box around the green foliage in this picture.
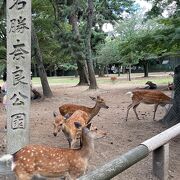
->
[145,0,180,55]
[96,39,121,66]
[97,9,180,68]
[146,0,180,19]
[58,63,77,71]
[0,0,137,73]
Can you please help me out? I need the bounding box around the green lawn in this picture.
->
[0,72,173,86]
[31,72,172,86]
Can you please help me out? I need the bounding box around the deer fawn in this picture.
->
[59,96,109,123]
[53,110,107,148]
[53,110,89,148]
[0,122,94,180]
[126,90,173,121]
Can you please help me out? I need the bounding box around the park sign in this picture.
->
[6,0,31,154]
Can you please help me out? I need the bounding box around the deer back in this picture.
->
[13,145,88,178]
[59,104,92,117]
[132,90,172,105]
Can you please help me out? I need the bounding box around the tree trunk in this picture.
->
[162,64,180,127]
[54,65,57,76]
[68,4,89,86]
[0,0,6,18]
[50,0,89,85]
[143,61,149,77]
[31,23,53,98]
[105,66,109,76]
[117,64,121,77]
[98,65,105,77]
[128,65,131,81]
[76,60,89,85]
[85,0,98,89]
[33,62,38,77]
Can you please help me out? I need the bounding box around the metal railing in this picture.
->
[78,123,180,180]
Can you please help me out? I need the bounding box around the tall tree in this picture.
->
[31,23,53,98]
[50,0,89,86]
[85,0,98,89]
[68,0,89,86]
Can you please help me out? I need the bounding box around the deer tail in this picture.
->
[125,91,133,97]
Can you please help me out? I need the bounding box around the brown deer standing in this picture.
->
[59,96,109,123]
[0,122,94,180]
[53,110,107,148]
[126,90,173,121]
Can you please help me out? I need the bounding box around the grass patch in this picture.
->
[0,73,173,86]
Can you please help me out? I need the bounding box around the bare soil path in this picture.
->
[0,79,179,180]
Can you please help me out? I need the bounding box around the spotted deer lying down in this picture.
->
[126,90,173,121]
[0,122,94,180]
[59,96,109,122]
[53,110,107,148]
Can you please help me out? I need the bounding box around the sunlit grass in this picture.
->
[0,72,173,86]
[32,76,79,85]
[32,72,173,86]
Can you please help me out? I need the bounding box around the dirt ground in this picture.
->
[0,77,180,180]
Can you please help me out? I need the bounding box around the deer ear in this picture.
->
[86,123,92,129]
[53,111,58,117]
[89,96,96,101]
[74,122,82,129]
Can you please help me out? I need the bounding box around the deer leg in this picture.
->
[153,104,159,121]
[133,103,140,120]
[126,104,133,121]
[67,138,72,148]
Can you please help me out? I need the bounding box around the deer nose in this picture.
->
[53,133,57,137]
[106,106,109,109]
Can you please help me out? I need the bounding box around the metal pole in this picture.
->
[78,145,149,180]
[141,123,180,152]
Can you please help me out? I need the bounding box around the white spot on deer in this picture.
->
[11,162,16,171]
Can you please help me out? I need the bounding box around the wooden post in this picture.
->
[152,144,169,180]
[7,0,31,154]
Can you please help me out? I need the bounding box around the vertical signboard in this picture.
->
[7,0,31,154]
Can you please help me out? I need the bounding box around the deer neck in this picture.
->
[80,132,94,159]
[62,124,71,139]
[88,103,101,122]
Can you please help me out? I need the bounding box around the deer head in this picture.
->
[90,96,109,109]
[53,111,66,136]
